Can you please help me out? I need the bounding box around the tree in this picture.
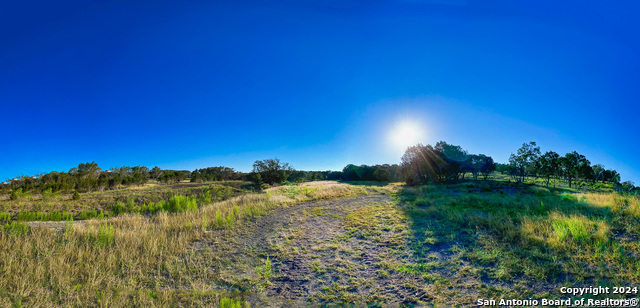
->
[401,144,441,184]
[287,170,306,183]
[537,151,560,187]
[494,163,510,175]
[373,168,391,182]
[69,162,101,178]
[252,158,293,185]
[592,164,605,183]
[341,164,361,181]
[478,155,496,181]
[608,169,621,184]
[466,154,485,180]
[559,151,589,188]
[401,142,492,184]
[435,141,469,181]
[158,170,184,184]
[150,166,162,179]
[621,181,635,193]
[509,142,541,182]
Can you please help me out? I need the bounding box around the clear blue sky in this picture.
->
[2,0,639,184]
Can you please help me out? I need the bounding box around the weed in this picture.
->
[41,188,53,201]
[0,212,11,221]
[220,297,249,308]
[215,209,224,228]
[80,209,107,220]
[16,211,73,221]
[311,261,327,274]
[257,256,273,279]
[10,188,26,201]
[93,224,115,247]
[2,221,30,236]
[226,212,234,228]
[164,194,197,212]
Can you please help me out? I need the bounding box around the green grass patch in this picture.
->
[16,211,74,221]
[2,221,30,236]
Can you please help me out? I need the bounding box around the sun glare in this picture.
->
[390,121,423,150]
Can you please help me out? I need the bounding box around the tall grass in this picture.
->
[401,183,638,285]
[111,186,233,216]
[16,211,74,221]
[0,181,363,306]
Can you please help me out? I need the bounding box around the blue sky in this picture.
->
[1,0,639,184]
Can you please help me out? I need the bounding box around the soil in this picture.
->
[25,220,87,232]
[189,194,442,307]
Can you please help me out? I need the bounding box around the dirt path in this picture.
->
[184,194,442,307]
[25,220,87,232]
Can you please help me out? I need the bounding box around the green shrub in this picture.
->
[215,209,224,228]
[220,297,249,308]
[256,256,273,279]
[94,224,115,247]
[111,201,125,215]
[16,211,73,221]
[560,193,578,202]
[0,212,11,221]
[9,188,24,201]
[41,188,53,201]
[80,209,107,220]
[72,191,80,200]
[142,202,163,214]
[198,190,212,205]
[226,212,234,228]
[164,195,197,212]
[2,221,30,236]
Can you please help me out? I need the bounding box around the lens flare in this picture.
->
[389,120,423,150]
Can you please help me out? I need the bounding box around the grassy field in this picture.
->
[0,181,252,221]
[0,179,638,307]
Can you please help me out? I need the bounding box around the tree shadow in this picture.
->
[396,180,637,297]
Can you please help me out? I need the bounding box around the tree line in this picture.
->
[1,162,196,194]
[0,160,343,195]
[400,141,496,185]
[500,141,634,191]
[2,141,637,195]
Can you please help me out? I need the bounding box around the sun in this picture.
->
[389,120,423,150]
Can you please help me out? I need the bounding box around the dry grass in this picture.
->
[2,179,638,306]
[0,181,364,307]
[581,192,640,218]
[0,181,250,220]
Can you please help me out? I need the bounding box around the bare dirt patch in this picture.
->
[184,194,447,306]
[25,220,87,232]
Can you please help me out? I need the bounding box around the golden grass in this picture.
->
[581,192,640,218]
[0,181,365,307]
[521,212,610,250]
[124,183,160,191]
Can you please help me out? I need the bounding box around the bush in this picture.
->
[252,158,293,185]
[80,209,107,220]
[0,212,12,221]
[220,297,249,308]
[41,188,53,201]
[94,224,115,247]
[9,188,24,201]
[2,221,30,236]
[16,211,74,221]
[163,195,197,212]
